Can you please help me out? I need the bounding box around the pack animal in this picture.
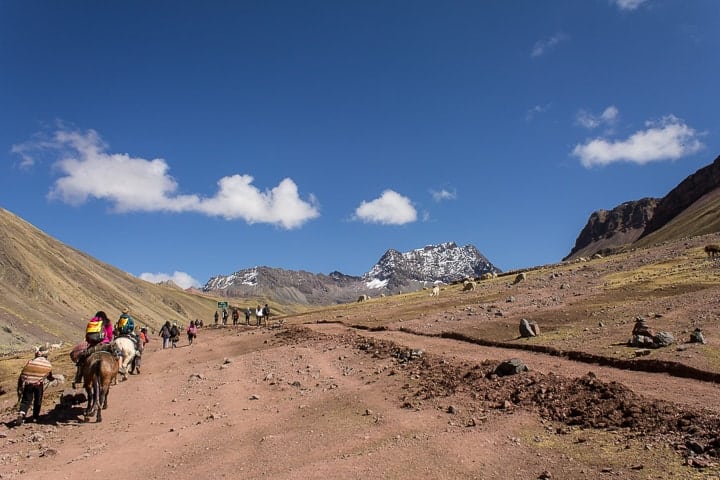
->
[82,350,119,422]
[705,244,720,258]
[357,294,370,302]
[112,336,140,381]
[430,285,440,297]
[462,281,476,292]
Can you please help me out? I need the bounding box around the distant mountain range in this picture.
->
[202,242,499,305]
[565,155,720,260]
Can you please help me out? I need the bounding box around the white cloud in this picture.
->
[611,0,648,11]
[13,128,320,229]
[525,104,550,122]
[572,115,704,167]
[139,271,200,289]
[576,105,619,129]
[354,190,417,225]
[194,175,319,229]
[430,188,457,202]
[531,33,568,57]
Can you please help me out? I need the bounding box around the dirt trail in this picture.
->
[1,324,719,480]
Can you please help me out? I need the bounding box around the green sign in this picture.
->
[217,301,228,309]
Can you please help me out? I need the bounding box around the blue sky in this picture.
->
[2,0,719,288]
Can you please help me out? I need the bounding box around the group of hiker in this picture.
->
[14,302,270,426]
[214,304,271,326]
[15,307,150,426]
[158,319,201,348]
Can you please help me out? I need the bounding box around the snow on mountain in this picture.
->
[363,242,498,289]
[202,241,499,304]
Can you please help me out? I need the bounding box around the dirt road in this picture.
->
[1,322,719,480]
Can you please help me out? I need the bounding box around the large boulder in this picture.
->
[494,359,529,377]
[653,331,674,347]
[519,318,538,338]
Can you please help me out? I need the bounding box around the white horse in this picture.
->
[111,336,139,381]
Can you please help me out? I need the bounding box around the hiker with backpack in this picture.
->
[16,346,55,425]
[159,321,172,349]
[263,304,270,323]
[170,321,180,348]
[187,321,198,345]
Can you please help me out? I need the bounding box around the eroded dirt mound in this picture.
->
[348,333,720,464]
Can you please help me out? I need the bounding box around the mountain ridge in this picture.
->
[202,241,500,305]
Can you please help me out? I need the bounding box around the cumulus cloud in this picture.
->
[354,190,417,225]
[611,0,648,11]
[531,33,568,57]
[12,127,320,229]
[139,271,201,289]
[576,105,619,129]
[572,115,704,167]
[430,188,457,202]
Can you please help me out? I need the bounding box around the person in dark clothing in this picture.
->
[262,304,270,323]
[160,321,172,349]
[169,322,180,348]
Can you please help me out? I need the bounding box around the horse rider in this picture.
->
[116,308,136,336]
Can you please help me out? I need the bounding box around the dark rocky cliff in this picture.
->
[639,155,720,239]
[564,198,659,261]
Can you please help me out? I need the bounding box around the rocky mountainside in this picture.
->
[203,242,499,305]
[564,198,659,261]
[566,154,720,260]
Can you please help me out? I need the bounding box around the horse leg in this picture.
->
[95,378,102,422]
[84,384,93,420]
[122,354,130,381]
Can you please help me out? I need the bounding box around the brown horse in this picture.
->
[82,350,119,422]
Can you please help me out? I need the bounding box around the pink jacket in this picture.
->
[101,323,114,344]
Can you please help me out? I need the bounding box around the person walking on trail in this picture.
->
[170,322,180,348]
[232,308,239,326]
[187,321,198,345]
[255,305,264,326]
[16,346,55,426]
[132,327,149,374]
[214,311,219,325]
[160,321,172,349]
[244,307,251,325]
[222,308,229,326]
[263,304,270,324]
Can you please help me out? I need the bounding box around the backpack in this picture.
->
[170,325,179,337]
[118,314,135,334]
